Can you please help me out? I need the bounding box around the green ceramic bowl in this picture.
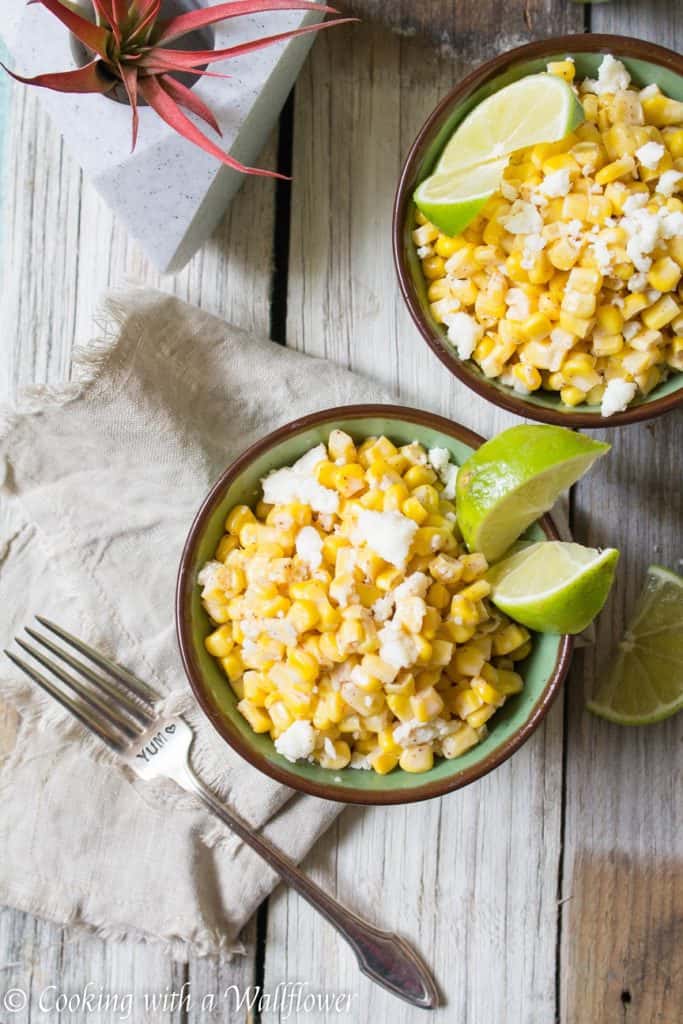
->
[393,34,683,428]
[176,405,573,805]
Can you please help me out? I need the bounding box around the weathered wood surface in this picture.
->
[1,1,682,1022]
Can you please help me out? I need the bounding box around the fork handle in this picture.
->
[174,763,438,1010]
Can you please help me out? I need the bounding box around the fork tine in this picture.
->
[15,639,141,742]
[25,627,154,728]
[4,650,125,752]
[35,617,157,706]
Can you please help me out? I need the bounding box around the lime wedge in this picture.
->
[436,74,585,175]
[414,158,508,237]
[455,425,610,562]
[587,565,683,725]
[488,541,619,634]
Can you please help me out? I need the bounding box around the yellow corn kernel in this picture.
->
[334,462,366,497]
[237,699,271,733]
[493,623,530,656]
[562,289,597,318]
[547,59,575,82]
[459,579,491,603]
[243,671,272,706]
[642,94,683,127]
[318,738,351,770]
[422,255,446,280]
[510,362,542,392]
[595,155,636,185]
[404,464,438,489]
[451,644,485,678]
[558,311,594,339]
[225,504,256,535]
[287,599,321,634]
[582,94,599,122]
[412,222,439,246]
[287,648,319,685]
[592,332,624,357]
[642,294,680,330]
[427,279,452,303]
[648,257,682,294]
[399,744,434,774]
[450,593,480,627]
[221,651,245,683]
[548,238,581,272]
[377,727,401,754]
[410,686,445,723]
[204,625,234,658]
[467,704,497,729]
[380,482,409,512]
[567,266,603,294]
[369,750,399,775]
[451,687,484,720]
[386,693,412,722]
[268,700,293,734]
[596,304,624,334]
[471,675,505,707]
[560,385,586,407]
[326,428,356,463]
[519,311,552,343]
[622,292,649,320]
[441,723,480,759]
[428,553,463,587]
[215,534,238,562]
[495,669,525,695]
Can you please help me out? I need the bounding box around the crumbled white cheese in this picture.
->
[197,561,223,597]
[371,594,394,622]
[274,720,317,762]
[621,208,661,272]
[349,752,371,770]
[295,525,323,571]
[627,271,649,292]
[656,170,683,197]
[661,210,683,238]
[500,199,543,235]
[431,296,461,322]
[443,311,484,360]
[416,244,434,259]
[639,83,660,101]
[500,179,518,201]
[392,572,431,602]
[582,54,631,96]
[378,623,419,669]
[505,287,532,321]
[635,141,665,170]
[539,168,572,198]
[427,447,458,498]
[499,368,530,395]
[548,329,577,372]
[441,462,458,500]
[601,377,637,417]
[622,193,648,215]
[392,717,460,747]
[262,444,339,514]
[590,237,614,274]
[521,233,547,270]
[354,509,417,568]
[427,447,449,475]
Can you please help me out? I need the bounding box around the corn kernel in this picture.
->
[399,745,434,773]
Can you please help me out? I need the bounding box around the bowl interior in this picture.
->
[401,50,683,419]
[181,413,568,799]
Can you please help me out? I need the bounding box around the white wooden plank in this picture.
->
[558,6,683,1022]
[264,13,581,1019]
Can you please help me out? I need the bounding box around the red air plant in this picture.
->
[2,0,354,177]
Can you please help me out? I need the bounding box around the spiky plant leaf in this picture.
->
[156,1,339,45]
[1,58,115,93]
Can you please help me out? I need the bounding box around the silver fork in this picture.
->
[4,618,439,1011]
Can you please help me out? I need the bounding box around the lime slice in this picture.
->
[436,74,585,175]
[455,425,610,562]
[587,565,683,725]
[488,541,619,634]
[414,158,508,237]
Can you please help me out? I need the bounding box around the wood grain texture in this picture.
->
[264,7,580,1021]
[560,7,683,1024]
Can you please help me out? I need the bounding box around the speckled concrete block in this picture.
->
[3,1,323,272]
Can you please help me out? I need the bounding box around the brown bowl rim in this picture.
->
[176,404,574,806]
[392,33,683,428]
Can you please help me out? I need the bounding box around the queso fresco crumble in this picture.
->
[413,55,683,417]
[198,432,530,776]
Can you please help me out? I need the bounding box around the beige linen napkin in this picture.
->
[0,288,392,959]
